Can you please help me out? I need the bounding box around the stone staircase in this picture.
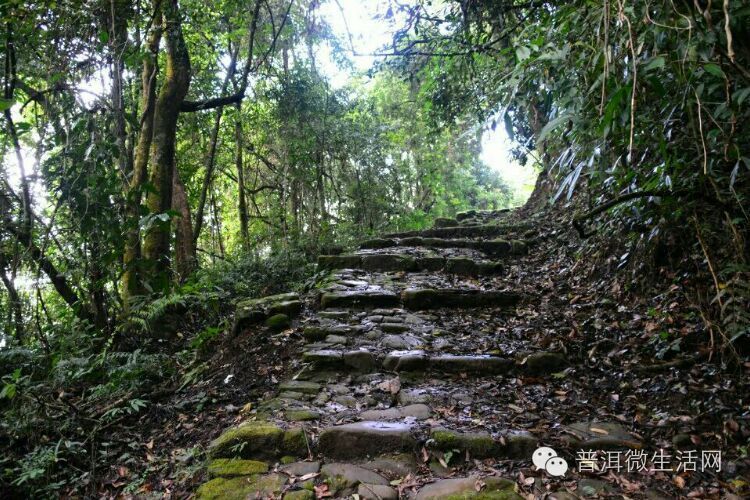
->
[196,210,642,499]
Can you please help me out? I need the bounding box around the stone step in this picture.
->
[320,290,400,309]
[318,421,417,459]
[318,253,504,276]
[384,222,532,240]
[300,349,568,377]
[401,288,522,310]
[359,236,528,256]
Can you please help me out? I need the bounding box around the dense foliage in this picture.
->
[383,0,749,349]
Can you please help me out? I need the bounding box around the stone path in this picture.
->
[196,210,645,499]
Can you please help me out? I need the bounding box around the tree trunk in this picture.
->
[142,0,191,292]
[235,102,250,250]
[122,4,161,302]
[172,168,196,281]
[0,255,24,343]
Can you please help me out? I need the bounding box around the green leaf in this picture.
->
[643,56,665,72]
[704,63,725,78]
[98,30,109,44]
[537,114,571,142]
[515,46,531,62]
[0,98,13,111]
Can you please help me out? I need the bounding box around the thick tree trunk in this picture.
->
[122,6,161,302]
[142,0,191,291]
[172,168,196,281]
[234,102,250,250]
[0,255,24,343]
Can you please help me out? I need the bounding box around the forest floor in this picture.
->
[104,204,748,499]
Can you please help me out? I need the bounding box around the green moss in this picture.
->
[280,455,297,464]
[196,474,286,500]
[431,429,499,458]
[282,427,308,456]
[208,421,284,459]
[265,313,290,330]
[207,459,268,478]
[284,490,314,500]
[285,409,321,421]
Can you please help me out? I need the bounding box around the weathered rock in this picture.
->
[523,351,569,374]
[360,403,431,421]
[387,223,531,240]
[208,421,284,459]
[343,349,378,372]
[321,463,389,488]
[430,428,500,457]
[302,325,353,341]
[233,293,301,334]
[380,322,410,333]
[383,350,429,371]
[361,254,418,272]
[431,355,513,375]
[285,409,321,421]
[284,491,314,500]
[265,313,290,331]
[321,290,399,309]
[280,461,321,477]
[434,217,459,228]
[318,311,350,320]
[302,349,343,366]
[318,422,417,459]
[415,476,521,500]
[268,300,303,317]
[361,453,418,477]
[398,388,432,405]
[401,288,521,310]
[196,474,287,500]
[358,483,399,500]
[503,431,537,459]
[206,459,268,478]
[417,256,447,272]
[282,427,309,456]
[564,421,641,449]
[360,238,397,249]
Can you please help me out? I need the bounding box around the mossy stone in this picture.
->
[431,428,499,458]
[280,455,297,464]
[282,427,308,456]
[269,300,303,317]
[196,474,286,500]
[285,409,321,421]
[208,421,284,459]
[265,313,291,331]
[285,490,314,500]
[207,459,269,478]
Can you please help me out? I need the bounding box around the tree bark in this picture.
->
[234,102,250,250]
[122,3,161,302]
[172,168,196,281]
[142,0,191,291]
[0,254,24,343]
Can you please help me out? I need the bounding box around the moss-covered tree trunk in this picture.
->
[142,0,191,292]
[122,3,161,303]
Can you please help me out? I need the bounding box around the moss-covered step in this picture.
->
[384,223,532,239]
[302,349,378,372]
[206,459,268,478]
[208,420,308,460]
[401,288,522,310]
[320,290,399,309]
[430,354,514,375]
[414,476,522,500]
[359,236,528,257]
[318,421,417,459]
[196,473,287,500]
[430,428,536,459]
[318,254,503,276]
[232,292,303,335]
